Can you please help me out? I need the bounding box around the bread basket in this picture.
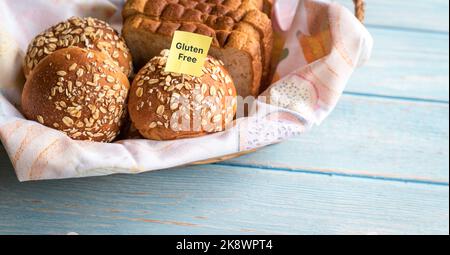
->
[0,0,373,181]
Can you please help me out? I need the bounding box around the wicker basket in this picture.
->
[192,0,366,165]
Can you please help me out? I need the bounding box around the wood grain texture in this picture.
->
[337,0,449,32]
[0,0,449,235]
[224,94,450,183]
[0,159,448,235]
[345,28,449,102]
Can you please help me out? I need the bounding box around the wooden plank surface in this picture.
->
[345,28,449,102]
[337,0,449,32]
[224,94,449,183]
[0,0,449,235]
[0,161,448,235]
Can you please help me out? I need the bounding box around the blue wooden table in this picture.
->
[0,0,448,234]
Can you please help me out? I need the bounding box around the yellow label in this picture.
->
[165,31,213,77]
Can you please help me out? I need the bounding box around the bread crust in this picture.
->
[123,0,273,86]
[123,14,262,96]
[22,47,130,142]
[128,50,237,140]
[122,0,264,19]
[23,17,133,78]
[263,0,273,16]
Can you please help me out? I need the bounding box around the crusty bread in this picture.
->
[122,0,272,87]
[123,0,273,87]
[23,17,133,78]
[122,0,273,96]
[122,0,264,19]
[263,0,273,16]
[128,50,237,140]
[123,14,262,96]
[22,47,130,142]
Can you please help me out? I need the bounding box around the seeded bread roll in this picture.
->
[23,17,133,78]
[128,50,237,140]
[22,47,130,142]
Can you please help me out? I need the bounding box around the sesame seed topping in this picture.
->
[199,82,207,92]
[36,115,44,124]
[57,71,67,76]
[156,105,165,116]
[170,103,179,110]
[136,87,143,97]
[76,68,84,77]
[69,63,77,71]
[148,79,159,85]
[62,116,74,127]
[106,75,115,83]
[210,86,216,96]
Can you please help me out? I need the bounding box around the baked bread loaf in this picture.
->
[263,0,273,16]
[22,47,130,142]
[122,0,273,97]
[122,0,264,18]
[128,50,237,140]
[122,0,272,80]
[23,17,133,78]
[123,14,261,97]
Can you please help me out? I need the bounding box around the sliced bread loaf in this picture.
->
[123,14,262,96]
[122,0,264,19]
[123,0,272,83]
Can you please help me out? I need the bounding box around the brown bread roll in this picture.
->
[23,17,133,78]
[21,47,130,142]
[128,50,237,140]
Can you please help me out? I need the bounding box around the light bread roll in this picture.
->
[128,50,237,140]
[22,47,130,142]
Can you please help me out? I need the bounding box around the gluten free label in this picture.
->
[165,31,213,77]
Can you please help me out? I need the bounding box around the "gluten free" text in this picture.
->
[176,42,204,63]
